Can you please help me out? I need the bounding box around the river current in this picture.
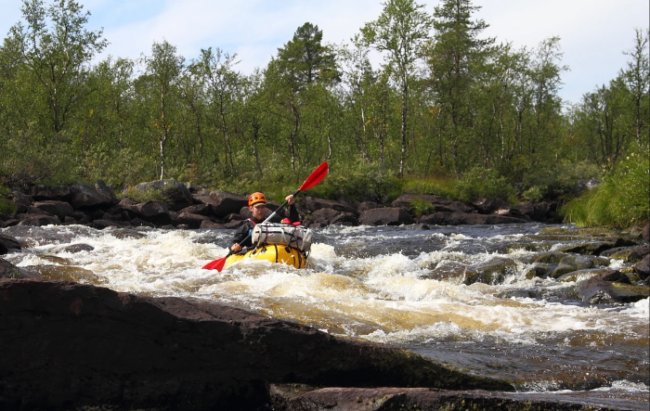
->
[2,223,648,410]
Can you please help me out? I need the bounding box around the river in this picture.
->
[2,222,648,410]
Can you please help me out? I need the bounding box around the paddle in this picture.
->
[202,162,329,271]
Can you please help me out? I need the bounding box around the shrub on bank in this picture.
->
[561,150,650,228]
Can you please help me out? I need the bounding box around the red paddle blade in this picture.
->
[299,162,328,191]
[202,256,227,271]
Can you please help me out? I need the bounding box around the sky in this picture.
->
[0,0,648,104]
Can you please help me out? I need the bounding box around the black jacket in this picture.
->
[231,204,299,250]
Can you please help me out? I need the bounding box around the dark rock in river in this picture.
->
[0,279,513,410]
[311,208,359,227]
[270,385,618,411]
[11,191,32,213]
[472,198,510,215]
[173,211,212,229]
[0,234,21,255]
[29,184,71,201]
[302,197,358,216]
[464,257,517,285]
[0,259,28,279]
[634,254,650,281]
[32,200,74,219]
[17,214,61,226]
[128,200,171,225]
[192,190,248,217]
[643,223,650,242]
[577,272,650,304]
[69,181,119,209]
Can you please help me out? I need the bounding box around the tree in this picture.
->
[4,0,107,137]
[141,40,184,180]
[427,0,493,174]
[622,28,649,146]
[362,0,432,177]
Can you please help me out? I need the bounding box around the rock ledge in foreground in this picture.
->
[0,279,512,410]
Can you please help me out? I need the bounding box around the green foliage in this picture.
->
[453,168,516,203]
[410,198,435,217]
[402,176,456,198]
[120,187,168,204]
[561,148,650,227]
[522,186,546,203]
[0,186,16,214]
[308,162,402,203]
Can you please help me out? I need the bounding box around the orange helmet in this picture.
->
[248,192,267,206]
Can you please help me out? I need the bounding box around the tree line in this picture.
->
[0,0,648,205]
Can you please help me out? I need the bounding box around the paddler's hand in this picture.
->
[286,194,295,205]
[231,243,242,253]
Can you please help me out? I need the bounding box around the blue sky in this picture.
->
[0,0,648,104]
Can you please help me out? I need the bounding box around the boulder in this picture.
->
[577,273,650,304]
[643,223,650,242]
[360,208,415,226]
[32,200,74,219]
[11,192,32,213]
[17,215,61,226]
[0,259,28,279]
[472,198,510,215]
[0,280,512,410]
[532,202,550,221]
[634,255,650,280]
[68,181,119,209]
[302,198,358,215]
[464,257,517,285]
[311,208,359,227]
[178,204,211,216]
[628,244,650,263]
[173,212,212,229]
[270,385,613,411]
[0,234,21,255]
[29,184,71,201]
[133,179,193,211]
[192,190,248,217]
[128,200,171,225]
[200,220,226,229]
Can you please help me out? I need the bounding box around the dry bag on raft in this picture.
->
[251,223,313,252]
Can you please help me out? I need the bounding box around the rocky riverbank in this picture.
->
[0,179,563,230]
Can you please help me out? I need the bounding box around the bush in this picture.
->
[120,187,169,204]
[560,149,649,228]
[410,198,435,217]
[453,168,516,204]
[308,162,402,203]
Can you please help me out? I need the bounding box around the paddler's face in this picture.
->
[251,203,266,220]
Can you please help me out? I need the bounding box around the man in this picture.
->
[230,192,299,253]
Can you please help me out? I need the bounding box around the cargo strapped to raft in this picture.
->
[252,223,313,253]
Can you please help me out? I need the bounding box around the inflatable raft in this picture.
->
[224,223,313,269]
[224,244,308,269]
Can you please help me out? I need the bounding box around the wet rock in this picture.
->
[0,234,21,255]
[513,201,534,219]
[110,229,148,240]
[192,190,248,217]
[472,198,510,215]
[358,201,380,213]
[0,280,513,410]
[133,179,193,211]
[577,273,650,304]
[17,215,62,226]
[556,268,617,283]
[0,259,28,279]
[90,219,131,230]
[173,212,212,229]
[24,265,104,284]
[634,255,650,281]
[643,223,649,242]
[311,208,359,226]
[270,385,616,411]
[628,244,650,262]
[61,244,95,253]
[130,217,155,228]
[360,208,415,226]
[549,255,608,279]
[200,220,226,229]
[32,200,74,219]
[464,258,517,285]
